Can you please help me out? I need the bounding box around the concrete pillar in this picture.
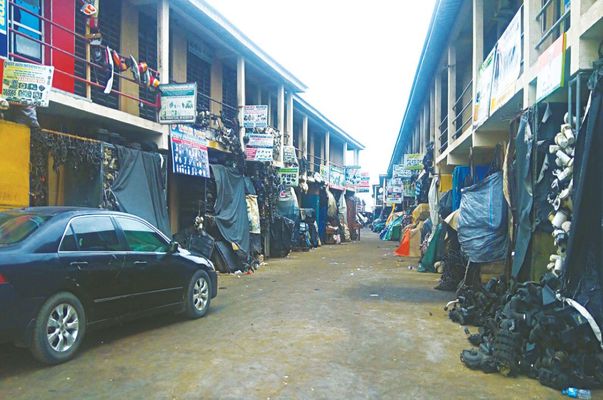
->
[277,85,285,161]
[210,57,223,115]
[302,114,308,159]
[256,87,262,105]
[308,130,315,171]
[236,56,246,146]
[285,91,293,146]
[342,141,348,166]
[353,149,360,165]
[472,0,484,103]
[447,45,457,146]
[267,93,273,126]
[523,0,542,106]
[120,3,139,116]
[324,131,330,167]
[157,0,169,84]
[170,28,187,83]
[434,75,442,155]
[429,85,436,143]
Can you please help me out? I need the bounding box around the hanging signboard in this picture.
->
[1,60,54,107]
[385,179,402,204]
[278,167,299,187]
[158,83,197,124]
[0,0,7,59]
[393,163,411,178]
[243,105,268,129]
[245,133,274,162]
[170,126,210,178]
[536,34,566,101]
[283,145,297,164]
[356,171,370,193]
[329,165,345,190]
[403,154,424,171]
[345,165,361,189]
[402,179,415,197]
[320,164,330,182]
[473,46,497,127]
[490,9,522,114]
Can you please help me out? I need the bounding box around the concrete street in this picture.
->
[0,231,572,399]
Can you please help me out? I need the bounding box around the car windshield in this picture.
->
[0,213,51,246]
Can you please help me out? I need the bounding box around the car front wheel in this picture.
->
[184,270,211,319]
[31,292,86,364]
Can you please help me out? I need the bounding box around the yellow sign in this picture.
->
[0,121,30,210]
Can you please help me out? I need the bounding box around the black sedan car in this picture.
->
[0,207,217,364]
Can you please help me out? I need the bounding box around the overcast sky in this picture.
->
[206,0,436,203]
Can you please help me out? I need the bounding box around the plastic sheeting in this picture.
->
[211,164,250,255]
[111,145,170,235]
[458,172,508,263]
[452,165,489,211]
[428,177,440,226]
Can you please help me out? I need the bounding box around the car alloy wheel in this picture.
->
[47,303,80,353]
[192,277,209,311]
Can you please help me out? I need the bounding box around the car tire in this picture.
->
[184,270,212,319]
[30,292,86,365]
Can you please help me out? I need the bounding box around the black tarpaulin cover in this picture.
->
[111,145,170,235]
[458,172,508,263]
[211,164,250,255]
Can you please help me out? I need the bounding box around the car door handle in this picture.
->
[70,261,88,270]
[133,260,148,265]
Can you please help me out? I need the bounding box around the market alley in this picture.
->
[0,231,564,399]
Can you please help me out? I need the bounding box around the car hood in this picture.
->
[178,249,215,270]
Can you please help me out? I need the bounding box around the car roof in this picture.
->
[2,207,124,218]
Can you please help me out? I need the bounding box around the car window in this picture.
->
[59,225,78,251]
[114,217,168,253]
[0,213,51,246]
[65,216,124,252]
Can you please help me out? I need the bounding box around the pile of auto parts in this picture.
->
[451,274,603,389]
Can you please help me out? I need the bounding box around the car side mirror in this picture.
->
[168,241,179,254]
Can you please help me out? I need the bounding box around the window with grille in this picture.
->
[186,52,211,113]
[10,0,43,62]
[138,11,158,121]
[222,65,237,122]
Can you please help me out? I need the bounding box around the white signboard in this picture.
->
[473,46,497,127]
[243,105,268,129]
[536,34,566,101]
[1,60,54,107]
[158,83,197,124]
[490,9,522,113]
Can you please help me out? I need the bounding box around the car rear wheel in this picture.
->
[184,270,211,319]
[31,292,86,365]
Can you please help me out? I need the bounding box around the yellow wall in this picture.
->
[210,57,223,116]
[171,28,187,82]
[0,121,30,210]
[119,1,140,116]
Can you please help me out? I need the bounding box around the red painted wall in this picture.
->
[48,0,75,93]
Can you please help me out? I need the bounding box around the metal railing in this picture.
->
[535,0,570,49]
[453,80,473,140]
[438,115,448,153]
[8,1,160,113]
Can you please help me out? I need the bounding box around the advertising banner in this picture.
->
[1,60,54,107]
[320,164,330,183]
[403,153,424,171]
[283,145,297,164]
[243,105,268,129]
[170,126,210,178]
[490,9,522,114]
[246,133,274,162]
[345,165,361,189]
[356,171,370,193]
[329,165,345,190]
[473,46,497,127]
[278,167,299,187]
[385,179,402,204]
[536,34,566,101]
[393,163,411,178]
[159,83,197,124]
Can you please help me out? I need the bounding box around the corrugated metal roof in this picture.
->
[386,0,463,176]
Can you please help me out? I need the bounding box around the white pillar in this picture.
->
[434,76,442,155]
[302,114,308,159]
[285,91,293,146]
[157,0,169,84]
[472,0,484,103]
[277,85,285,161]
[267,93,273,126]
[324,131,330,167]
[236,56,246,146]
[256,87,262,105]
[353,149,360,165]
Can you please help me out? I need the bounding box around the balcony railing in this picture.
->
[535,0,570,49]
[8,1,159,117]
[438,115,448,153]
[453,80,473,140]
